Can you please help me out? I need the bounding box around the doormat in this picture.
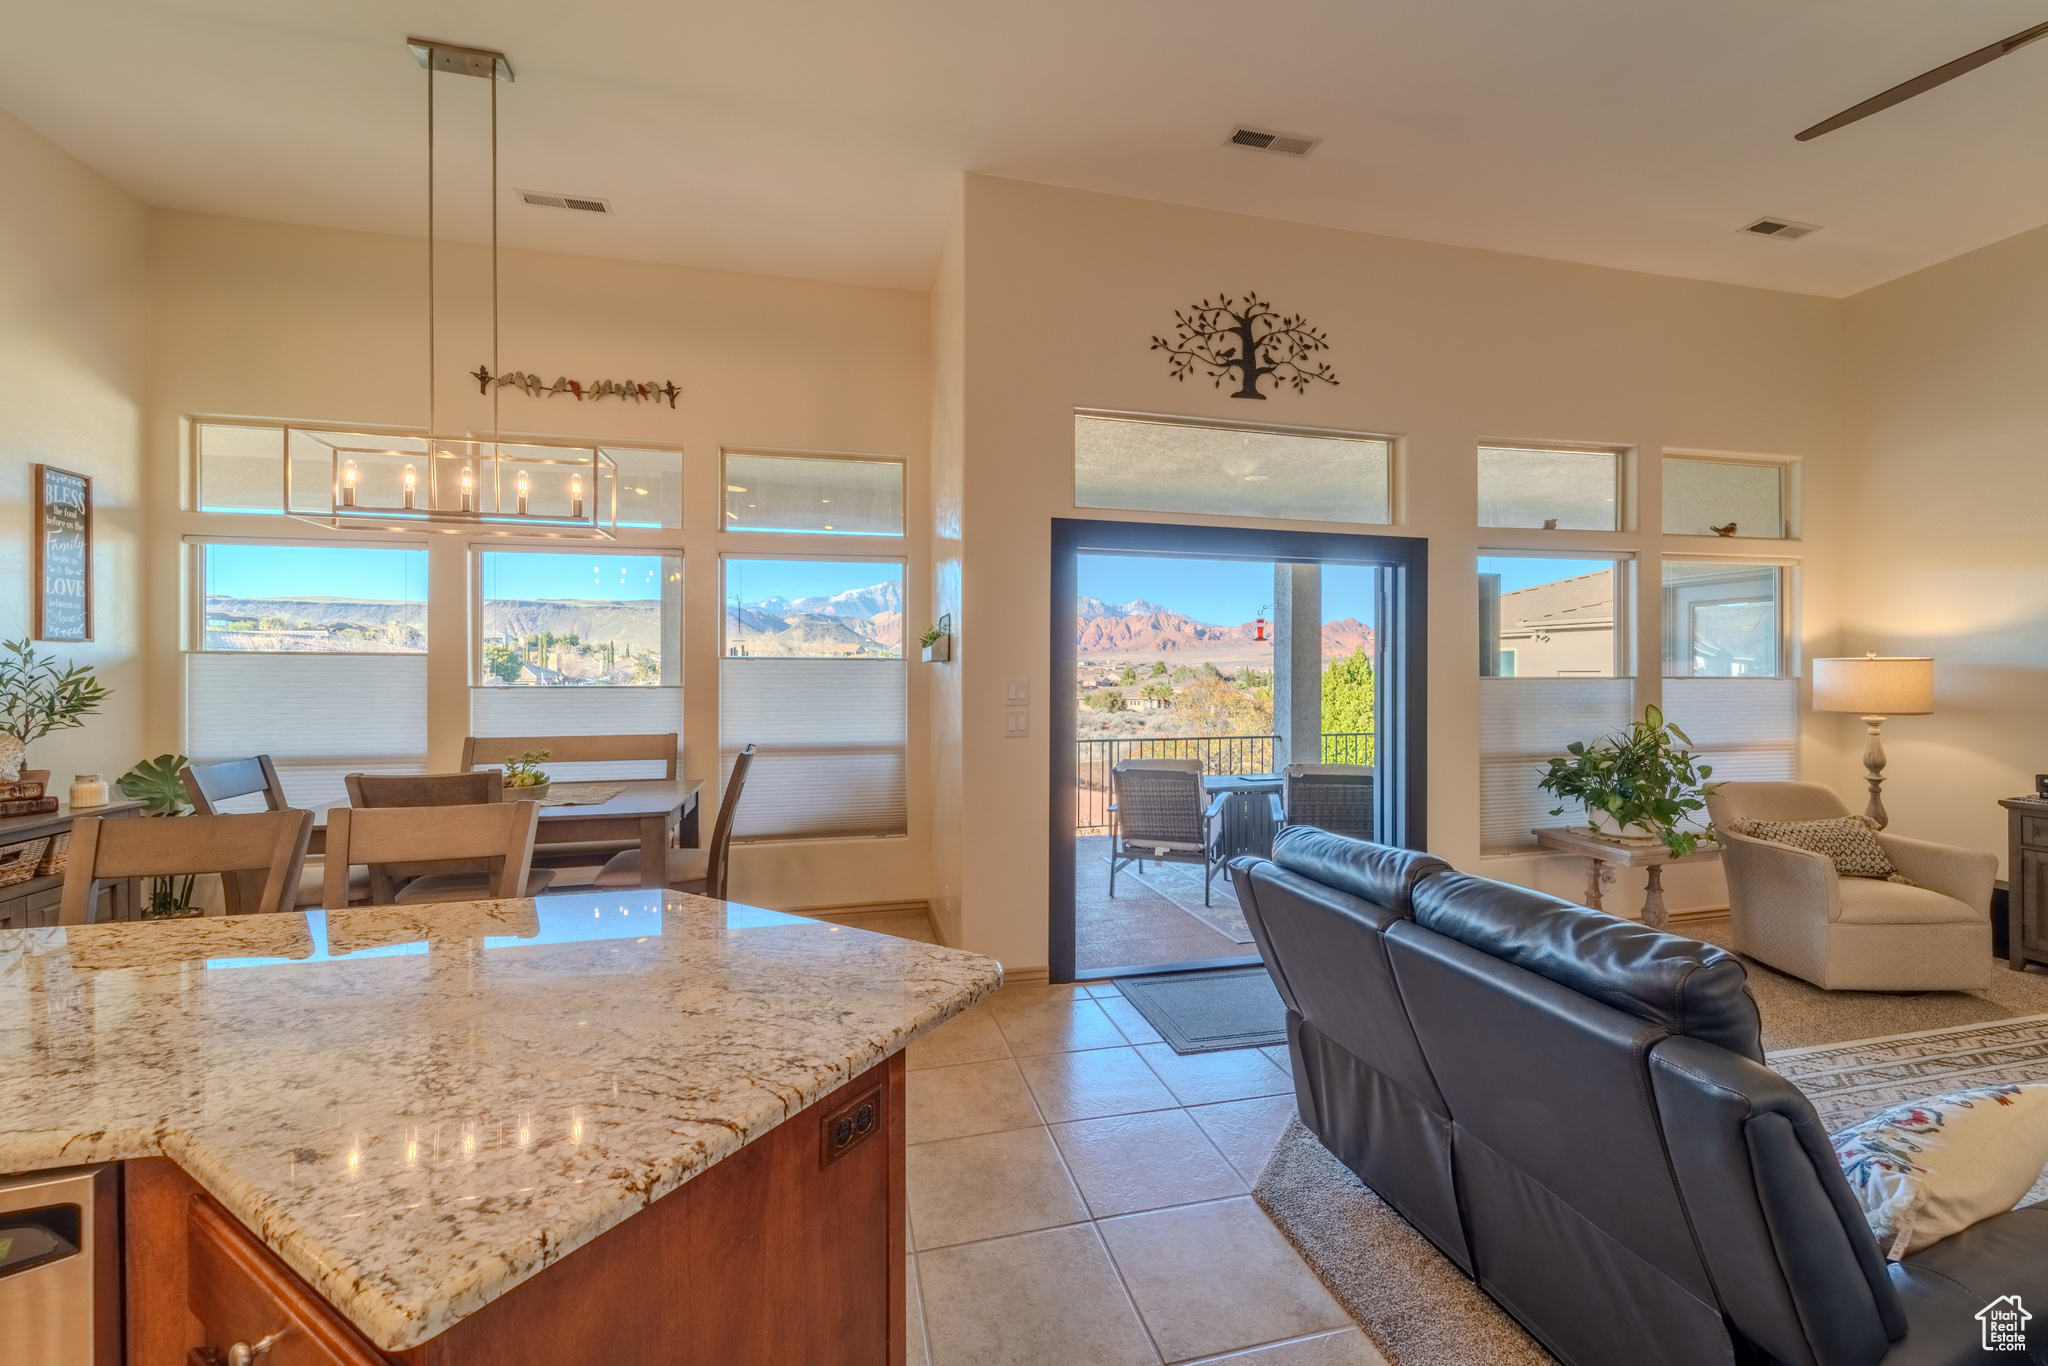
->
[1114,965,1286,1054]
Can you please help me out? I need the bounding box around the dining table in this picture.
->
[307,777,705,891]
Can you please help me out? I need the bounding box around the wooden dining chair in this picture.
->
[459,733,679,780]
[183,754,368,909]
[593,746,754,899]
[321,802,547,909]
[59,810,313,925]
[344,771,503,807]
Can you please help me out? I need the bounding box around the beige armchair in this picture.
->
[1706,781,1994,991]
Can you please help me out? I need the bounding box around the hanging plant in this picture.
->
[1538,705,1721,858]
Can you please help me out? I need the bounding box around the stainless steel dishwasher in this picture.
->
[0,1165,120,1366]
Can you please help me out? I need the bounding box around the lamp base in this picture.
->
[1860,715,1888,830]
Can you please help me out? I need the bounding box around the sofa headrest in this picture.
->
[1269,827,1450,915]
[1410,871,1763,1061]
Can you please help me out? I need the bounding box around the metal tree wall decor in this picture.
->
[1151,292,1339,399]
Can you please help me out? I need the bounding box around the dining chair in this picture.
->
[183,754,368,908]
[59,809,313,925]
[344,771,503,807]
[592,746,754,898]
[1108,758,1228,905]
[320,801,548,909]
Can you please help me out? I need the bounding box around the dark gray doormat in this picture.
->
[1112,965,1286,1054]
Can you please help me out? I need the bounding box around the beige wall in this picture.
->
[146,210,931,910]
[947,174,1853,970]
[928,193,967,945]
[0,109,151,786]
[1842,222,2048,872]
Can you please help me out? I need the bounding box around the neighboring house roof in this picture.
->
[1496,571,1614,636]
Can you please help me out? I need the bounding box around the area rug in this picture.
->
[1255,1118,1559,1366]
[1104,856,1254,943]
[1113,965,1286,1053]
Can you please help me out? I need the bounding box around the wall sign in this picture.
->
[1151,292,1339,399]
[33,464,91,642]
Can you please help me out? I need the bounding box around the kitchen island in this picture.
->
[0,891,1000,1364]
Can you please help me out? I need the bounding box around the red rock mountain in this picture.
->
[1075,605,1373,658]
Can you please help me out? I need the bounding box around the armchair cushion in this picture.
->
[1729,814,1902,881]
[1835,878,1982,927]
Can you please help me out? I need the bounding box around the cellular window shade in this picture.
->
[468,687,685,780]
[720,658,907,839]
[1660,677,1798,785]
[185,653,427,808]
[1480,677,1634,854]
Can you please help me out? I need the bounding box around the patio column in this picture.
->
[1272,563,1322,771]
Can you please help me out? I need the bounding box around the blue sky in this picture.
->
[1477,555,1615,593]
[1078,555,1378,626]
[482,552,671,601]
[205,545,429,600]
[725,558,902,605]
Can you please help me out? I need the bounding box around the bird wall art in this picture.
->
[471,366,680,408]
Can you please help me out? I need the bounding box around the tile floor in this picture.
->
[902,979,1387,1366]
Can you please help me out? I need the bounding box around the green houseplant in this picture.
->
[116,753,200,917]
[0,638,112,782]
[1538,704,1721,858]
[502,749,552,800]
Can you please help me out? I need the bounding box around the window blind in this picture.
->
[186,653,427,808]
[468,686,685,780]
[1480,677,1634,854]
[1660,677,1799,785]
[720,658,907,840]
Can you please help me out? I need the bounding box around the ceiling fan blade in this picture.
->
[1796,20,2048,140]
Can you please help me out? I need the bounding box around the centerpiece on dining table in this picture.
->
[501,749,552,802]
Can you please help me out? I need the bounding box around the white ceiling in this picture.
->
[6,0,2048,296]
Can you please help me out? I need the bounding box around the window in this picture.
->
[605,447,685,530]
[721,558,906,840]
[1660,561,1796,783]
[197,423,287,514]
[1477,555,1630,853]
[1074,414,1391,524]
[187,544,430,806]
[724,452,904,536]
[1663,457,1784,539]
[1478,445,1621,531]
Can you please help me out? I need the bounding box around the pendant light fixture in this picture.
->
[293,38,616,538]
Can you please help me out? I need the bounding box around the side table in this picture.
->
[1532,826,1721,930]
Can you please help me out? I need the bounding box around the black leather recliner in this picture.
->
[1231,827,2048,1366]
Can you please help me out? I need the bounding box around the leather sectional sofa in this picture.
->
[1229,826,2048,1366]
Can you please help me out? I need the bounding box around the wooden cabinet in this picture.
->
[124,1053,906,1366]
[2001,799,2048,970]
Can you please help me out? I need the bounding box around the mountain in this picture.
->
[1077,596,1175,621]
[760,581,903,618]
[1074,598,1375,659]
[728,580,903,656]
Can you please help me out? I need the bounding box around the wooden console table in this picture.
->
[1532,826,1720,930]
[1999,797,2048,970]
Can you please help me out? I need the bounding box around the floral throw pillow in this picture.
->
[1831,1084,2048,1258]
[1727,814,1904,880]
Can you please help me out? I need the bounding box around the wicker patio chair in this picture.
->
[1270,764,1375,841]
[1108,758,1228,906]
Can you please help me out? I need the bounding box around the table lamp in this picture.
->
[1810,652,1934,829]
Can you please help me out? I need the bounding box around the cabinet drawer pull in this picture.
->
[227,1332,282,1366]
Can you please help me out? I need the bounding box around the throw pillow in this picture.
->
[1727,814,1904,880]
[1831,1084,2048,1258]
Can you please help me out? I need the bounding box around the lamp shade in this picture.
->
[1811,655,1934,715]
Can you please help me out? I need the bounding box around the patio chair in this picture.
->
[1269,764,1375,841]
[1108,758,1228,906]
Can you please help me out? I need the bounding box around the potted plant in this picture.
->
[502,749,552,801]
[116,753,202,917]
[1538,704,1720,857]
[920,620,951,664]
[0,637,112,786]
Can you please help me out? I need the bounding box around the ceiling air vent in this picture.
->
[519,190,614,215]
[1226,125,1321,157]
[1741,216,1821,240]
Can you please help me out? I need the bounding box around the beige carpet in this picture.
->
[1255,922,2048,1366]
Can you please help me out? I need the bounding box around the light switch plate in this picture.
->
[1004,711,1030,739]
[1004,677,1030,706]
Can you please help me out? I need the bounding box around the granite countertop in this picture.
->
[0,892,1001,1351]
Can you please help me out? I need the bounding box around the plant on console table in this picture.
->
[116,753,201,917]
[0,637,112,783]
[1538,704,1720,858]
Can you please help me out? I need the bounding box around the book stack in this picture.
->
[0,777,58,818]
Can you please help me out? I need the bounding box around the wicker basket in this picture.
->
[35,831,69,877]
[0,836,51,890]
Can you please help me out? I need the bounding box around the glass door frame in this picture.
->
[1049,517,1430,982]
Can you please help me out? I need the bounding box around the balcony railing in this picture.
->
[1074,732,1374,834]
